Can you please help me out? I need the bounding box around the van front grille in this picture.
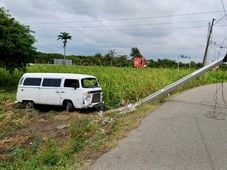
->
[92,93,101,103]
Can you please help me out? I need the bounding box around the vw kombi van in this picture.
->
[16,73,103,111]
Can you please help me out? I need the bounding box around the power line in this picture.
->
[24,10,223,25]
[214,0,227,25]
[31,19,209,29]
[33,24,227,32]
[220,0,227,17]
[214,15,226,25]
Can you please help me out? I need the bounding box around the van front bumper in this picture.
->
[80,101,104,109]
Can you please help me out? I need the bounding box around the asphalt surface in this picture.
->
[91,83,227,170]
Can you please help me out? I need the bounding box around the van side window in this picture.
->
[64,79,79,88]
[42,78,61,87]
[23,78,41,86]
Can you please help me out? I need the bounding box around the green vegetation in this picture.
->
[1,65,192,107]
[130,47,142,58]
[35,52,204,69]
[29,65,192,107]
[0,65,226,169]
[0,7,36,73]
[1,65,226,108]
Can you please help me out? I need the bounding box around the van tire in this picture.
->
[65,101,74,112]
[24,101,34,110]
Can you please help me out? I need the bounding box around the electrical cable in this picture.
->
[205,38,227,119]
[205,69,225,120]
[33,24,227,32]
[220,0,227,17]
[221,68,227,104]
[24,10,223,25]
[214,15,226,25]
[31,19,210,29]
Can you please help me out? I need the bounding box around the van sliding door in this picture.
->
[39,78,62,105]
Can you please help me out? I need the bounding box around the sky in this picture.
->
[1,0,227,62]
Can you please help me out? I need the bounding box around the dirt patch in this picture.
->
[0,109,84,160]
[7,112,76,139]
[0,154,11,162]
[0,135,32,161]
[9,120,69,139]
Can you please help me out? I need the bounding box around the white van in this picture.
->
[16,73,103,111]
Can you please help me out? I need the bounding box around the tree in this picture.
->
[130,47,142,58]
[0,7,36,73]
[94,53,102,65]
[103,53,112,66]
[113,55,128,67]
[108,49,116,66]
[57,32,72,64]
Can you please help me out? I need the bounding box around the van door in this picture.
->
[61,79,82,108]
[39,78,62,105]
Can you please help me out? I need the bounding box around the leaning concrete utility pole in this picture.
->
[113,54,227,113]
[203,18,215,66]
[135,54,227,108]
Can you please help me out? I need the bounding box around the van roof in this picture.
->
[22,73,96,79]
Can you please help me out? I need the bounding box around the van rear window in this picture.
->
[23,78,41,86]
[42,78,61,87]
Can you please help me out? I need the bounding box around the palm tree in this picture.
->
[57,32,72,64]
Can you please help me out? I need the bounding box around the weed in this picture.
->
[40,139,59,166]
[69,118,97,154]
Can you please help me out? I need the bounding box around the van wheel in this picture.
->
[25,101,34,110]
[65,101,74,112]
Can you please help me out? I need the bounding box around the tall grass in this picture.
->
[0,65,226,107]
[26,65,192,107]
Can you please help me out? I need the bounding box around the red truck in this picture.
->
[133,57,146,68]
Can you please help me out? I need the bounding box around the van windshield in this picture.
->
[81,78,99,88]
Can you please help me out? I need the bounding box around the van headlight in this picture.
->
[85,94,92,101]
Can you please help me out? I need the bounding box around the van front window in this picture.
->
[81,78,99,88]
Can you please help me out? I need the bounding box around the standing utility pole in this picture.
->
[203,18,215,66]
[109,49,116,66]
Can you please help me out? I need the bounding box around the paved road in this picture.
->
[91,83,227,170]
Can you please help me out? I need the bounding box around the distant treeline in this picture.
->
[35,52,204,68]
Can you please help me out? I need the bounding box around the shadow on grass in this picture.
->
[33,104,101,114]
